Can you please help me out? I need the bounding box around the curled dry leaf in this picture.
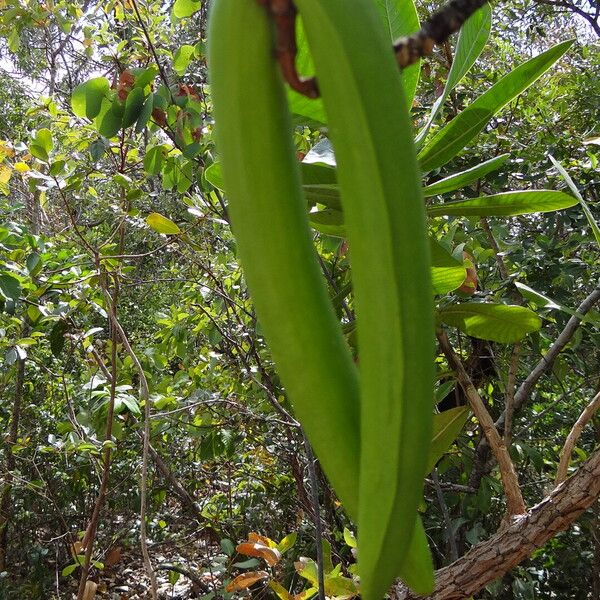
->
[236,542,281,566]
[225,570,269,592]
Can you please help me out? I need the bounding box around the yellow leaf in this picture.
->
[146,212,181,235]
[0,141,15,158]
[0,165,12,184]
[14,162,30,173]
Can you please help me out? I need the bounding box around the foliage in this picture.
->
[0,0,598,598]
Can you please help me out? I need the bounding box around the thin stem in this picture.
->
[303,435,325,600]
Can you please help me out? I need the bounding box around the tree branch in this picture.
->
[556,389,600,484]
[394,448,600,599]
[511,282,600,420]
[437,330,526,516]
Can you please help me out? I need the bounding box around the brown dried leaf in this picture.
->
[105,546,122,567]
[225,571,269,592]
[236,542,281,566]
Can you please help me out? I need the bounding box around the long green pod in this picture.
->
[294,1,434,598]
[207,0,361,516]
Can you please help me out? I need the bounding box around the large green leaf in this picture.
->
[123,88,145,128]
[172,0,201,18]
[428,190,577,217]
[304,184,341,210]
[430,239,467,295]
[438,303,542,343]
[416,4,491,147]
[173,45,196,76]
[418,40,573,172]
[426,406,470,474]
[96,98,124,139]
[0,272,21,301]
[309,208,344,236]
[205,160,339,198]
[423,154,509,197]
[374,0,420,108]
[71,77,110,120]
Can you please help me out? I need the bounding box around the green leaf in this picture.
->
[304,184,341,210]
[309,208,344,236]
[0,273,21,301]
[135,94,154,133]
[418,40,574,172]
[549,155,600,246]
[30,130,52,161]
[26,252,42,276]
[514,282,561,310]
[428,190,578,217]
[49,160,66,176]
[287,18,327,125]
[416,4,491,147]
[144,146,166,176]
[269,580,294,600]
[343,527,357,548]
[232,558,261,568]
[295,558,318,586]
[134,66,159,89]
[204,162,225,190]
[35,129,53,154]
[173,0,201,19]
[276,532,297,554]
[324,572,358,597]
[173,45,196,76]
[50,320,69,356]
[123,88,145,128]
[61,563,78,577]
[220,538,235,556]
[146,212,181,235]
[96,98,123,138]
[426,406,469,474]
[71,77,110,119]
[90,139,106,161]
[374,0,420,108]
[397,517,434,595]
[430,239,467,295]
[438,303,542,343]
[423,154,510,197]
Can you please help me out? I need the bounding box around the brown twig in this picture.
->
[437,329,526,516]
[555,389,600,484]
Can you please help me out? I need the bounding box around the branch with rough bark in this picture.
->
[437,330,526,516]
[394,448,600,600]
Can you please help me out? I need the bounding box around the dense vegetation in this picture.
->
[0,0,598,598]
